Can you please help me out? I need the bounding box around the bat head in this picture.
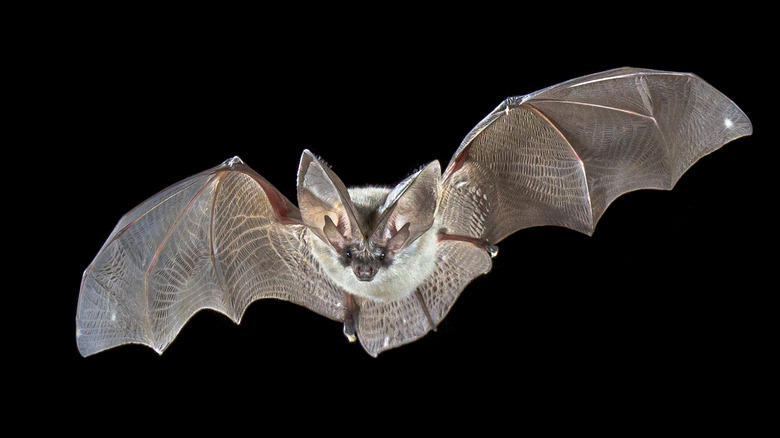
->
[298,150,441,287]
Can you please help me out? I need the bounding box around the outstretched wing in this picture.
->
[76,157,345,356]
[439,67,753,241]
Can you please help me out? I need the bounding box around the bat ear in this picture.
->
[297,150,363,246]
[372,160,440,251]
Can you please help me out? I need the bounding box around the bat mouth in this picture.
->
[353,265,377,282]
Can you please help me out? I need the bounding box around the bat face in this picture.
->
[344,242,384,282]
[317,189,407,283]
[320,214,383,282]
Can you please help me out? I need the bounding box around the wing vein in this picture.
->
[529,97,672,186]
[524,103,593,229]
[209,172,231,318]
[568,71,690,89]
[530,99,656,121]
[143,174,218,341]
[104,178,206,249]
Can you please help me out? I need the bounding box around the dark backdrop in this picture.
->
[36,8,770,430]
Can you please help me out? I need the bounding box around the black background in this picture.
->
[29,5,771,431]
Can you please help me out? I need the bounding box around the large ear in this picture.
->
[297,150,362,248]
[372,160,441,251]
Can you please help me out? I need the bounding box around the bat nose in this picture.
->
[353,265,377,281]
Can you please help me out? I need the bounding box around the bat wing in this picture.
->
[439,67,753,241]
[76,157,346,356]
[356,240,492,356]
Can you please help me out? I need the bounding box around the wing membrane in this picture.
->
[440,67,752,241]
[76,157,345,356]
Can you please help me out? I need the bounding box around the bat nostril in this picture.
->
[353,265,376,281]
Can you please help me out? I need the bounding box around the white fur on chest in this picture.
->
[306,187,439,302]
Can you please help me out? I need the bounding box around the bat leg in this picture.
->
[438,232,499,258]
[343,293,359,343]
[414,289,437,332]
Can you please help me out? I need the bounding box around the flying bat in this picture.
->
[76,67,752,357]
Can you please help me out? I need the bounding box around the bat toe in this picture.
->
[484,243,499,258]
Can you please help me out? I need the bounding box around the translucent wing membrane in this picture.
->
[441,67,752,241]
[76,158,345,356]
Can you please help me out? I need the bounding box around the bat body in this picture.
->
[76,68,752,357]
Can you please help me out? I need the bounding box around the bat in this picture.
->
[76,67,752,357]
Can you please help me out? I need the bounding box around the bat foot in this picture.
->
[344,293,359,343]
[438,232,498,258]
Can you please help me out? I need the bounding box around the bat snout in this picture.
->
[353,265,378,282]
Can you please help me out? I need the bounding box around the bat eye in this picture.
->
[379,252,385,261]
[345,250,352,259]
